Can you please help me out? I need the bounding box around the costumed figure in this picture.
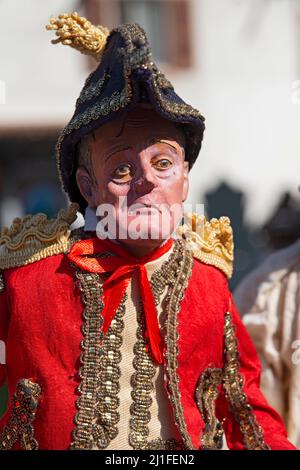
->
[0,12,296,450]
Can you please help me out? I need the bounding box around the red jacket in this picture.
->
[0,240,296,450]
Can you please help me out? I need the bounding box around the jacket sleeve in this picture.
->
[216,296,297,450]
[0,275,9,388]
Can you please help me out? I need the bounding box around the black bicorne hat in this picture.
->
[47,13,205,212]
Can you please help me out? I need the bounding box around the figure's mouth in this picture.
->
[128,203,161,215]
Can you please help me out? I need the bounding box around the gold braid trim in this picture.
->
[195,368,224,450]
[223,312,270,450]
[176,213,234,279]
[0,271,4,293]
[164,243,195,450]
[46,12,110,62]
[0,203,79,270]
[0,379,41,450]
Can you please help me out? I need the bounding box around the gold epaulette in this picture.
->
[176,213,234,279]
[0,203,79,271]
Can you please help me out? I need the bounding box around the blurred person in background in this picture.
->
[234,216,300,448]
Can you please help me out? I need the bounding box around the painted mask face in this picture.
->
[76,106,189,254]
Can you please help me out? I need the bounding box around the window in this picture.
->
[84,0,192,69]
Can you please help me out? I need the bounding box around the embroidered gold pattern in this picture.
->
[70,271,104,449]
[164,241,195,450]
[0,271,4,293]
[67,89,129,130]
[223,312,270,450]
[70,268,127,449]
[128,241,188,450]
[152,69,203,120]
[93,293,126,448]
[76,70,111,106]
[176,213,234,279]
[0,379,41,450]
[0,203,79,270]
[155,72,174,91]
[195,368,223,450]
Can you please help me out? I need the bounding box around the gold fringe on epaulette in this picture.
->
[176,213,234,279]
[0,203,79,270]
[46,12,110,62]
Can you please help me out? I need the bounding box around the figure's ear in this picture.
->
[182,160,189,202]
[76,167,96,208]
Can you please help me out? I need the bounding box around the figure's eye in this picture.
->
[112,164,133,182]
[153,158,172,170]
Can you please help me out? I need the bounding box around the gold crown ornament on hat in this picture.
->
[46,12,110,62]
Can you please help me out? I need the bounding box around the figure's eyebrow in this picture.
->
[104,145,132,161]
[149,138,180,155]
[104,139,180,162]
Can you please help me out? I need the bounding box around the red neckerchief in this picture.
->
[68,237,174,364]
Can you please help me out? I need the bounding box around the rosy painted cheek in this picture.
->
[166,183,185,204]
[103,183,131,205]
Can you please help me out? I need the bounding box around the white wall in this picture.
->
[0,0,88,127]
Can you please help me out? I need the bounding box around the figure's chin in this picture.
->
[126,211,161,225]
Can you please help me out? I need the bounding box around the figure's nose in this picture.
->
[132,161,157,195]
[133,175,155,194]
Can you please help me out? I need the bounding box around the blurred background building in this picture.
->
[1,0,300,281]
